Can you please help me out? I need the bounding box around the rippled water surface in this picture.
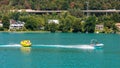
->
[0,32,120,68]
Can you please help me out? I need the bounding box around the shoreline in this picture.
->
[0,31,120,34]
[0,31,50,33]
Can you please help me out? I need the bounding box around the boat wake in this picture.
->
[33,44,95,49]
[0,44,103,50]
[0,44,21,47]
[77,45,95,49]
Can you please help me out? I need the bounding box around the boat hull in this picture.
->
[94,44,104,48]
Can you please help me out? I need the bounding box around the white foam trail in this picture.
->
[76,45,95,49]
[34,44,95,49]
[0,44,21,47]
[0,44,95,50]
[34,45,72,48]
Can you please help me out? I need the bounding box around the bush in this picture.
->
[0,27,4,31]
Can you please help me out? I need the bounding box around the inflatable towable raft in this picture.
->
[20,40,32,47]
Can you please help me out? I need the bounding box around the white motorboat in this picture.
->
[93,43,104,48]
[90,39,104,48]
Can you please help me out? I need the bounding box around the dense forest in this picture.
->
[0,0,120,10]
[0,0,120,33]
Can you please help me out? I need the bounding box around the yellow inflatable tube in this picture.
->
[20,40,32,47]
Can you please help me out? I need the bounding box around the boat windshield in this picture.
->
[90,39,98,45]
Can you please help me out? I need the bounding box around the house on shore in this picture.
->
[48,20,59,24]
[0,21,3,27]
[95,24,104,33]
[115,23,120,31]
[9,19,25,30]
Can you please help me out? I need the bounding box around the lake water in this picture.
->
[0,32,120,68]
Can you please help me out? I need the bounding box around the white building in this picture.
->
[9,19,25,30]
[115,23,120,30]
[95,24,104,33]
[48,20,59,24]
[0,21,3,27]
[95,24,104,31]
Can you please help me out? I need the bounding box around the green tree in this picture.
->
[10,12,20,20]
[104,21,114,29]
[0,27,4,31]
[72,18,82,32]
[48,22,59,32]
[84,16,96,33]
[111,13,120,22]
[59,15,73,32]
[24,16,39,30]
[2,15,10,30]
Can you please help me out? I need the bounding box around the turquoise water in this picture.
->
[0,32,120,68]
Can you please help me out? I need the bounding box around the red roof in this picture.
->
[10,19,16,24]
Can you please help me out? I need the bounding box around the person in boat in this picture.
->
[90,39,98,46]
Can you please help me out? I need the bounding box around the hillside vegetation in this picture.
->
[0,0,120,10]
[0,0,120,33]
